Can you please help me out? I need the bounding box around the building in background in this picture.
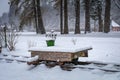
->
[112,20,120,31]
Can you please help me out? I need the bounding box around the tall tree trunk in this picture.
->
[63,0,68,34]
[33,0,38,33]
[60,0,63,34]
[104,0,111,33]
[75,0,80,34]
[36,0,46,34]
[85,0,90,34]
[98,6,103,32]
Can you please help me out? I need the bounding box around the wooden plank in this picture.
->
[31,51,72,62]
[31,51,88,62]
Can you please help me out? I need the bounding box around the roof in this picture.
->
[112,20,120,27]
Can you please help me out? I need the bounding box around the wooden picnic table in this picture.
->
[29,46,92,62]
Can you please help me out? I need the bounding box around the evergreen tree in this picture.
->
[89,0,103,32]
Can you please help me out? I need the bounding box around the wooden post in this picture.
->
[4,23,7,48]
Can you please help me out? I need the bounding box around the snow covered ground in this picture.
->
[0,32,120,80]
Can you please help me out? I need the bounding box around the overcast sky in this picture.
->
[0,0,9,16]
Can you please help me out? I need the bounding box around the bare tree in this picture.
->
[113,0,120,10]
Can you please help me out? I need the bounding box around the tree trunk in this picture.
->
[104,0,111,33]
[33,0,38,33]
[60,0,63,34]
[75,0,80,34]
[63,0,68,34]
[36,0,46,34]
[98,6,103,32]
[85,0,90,34]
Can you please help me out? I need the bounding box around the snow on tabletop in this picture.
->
[29,45,92,53]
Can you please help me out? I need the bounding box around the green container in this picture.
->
[46,40,55,47]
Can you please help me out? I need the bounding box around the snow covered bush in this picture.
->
[7,30,19,51]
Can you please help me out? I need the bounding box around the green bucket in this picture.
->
[46,40,55,47]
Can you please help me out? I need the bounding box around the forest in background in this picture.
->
[0,0,120,34]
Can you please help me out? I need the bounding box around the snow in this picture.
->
[0,62,120,80]
[0,32,120,80]
[28,55,39,62]
[29,46,92,53]
[112,20,120,27]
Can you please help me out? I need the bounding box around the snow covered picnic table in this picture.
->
[29,46,92,62]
